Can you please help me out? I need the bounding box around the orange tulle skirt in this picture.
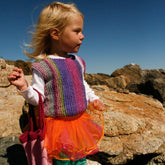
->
[43,104,104,161]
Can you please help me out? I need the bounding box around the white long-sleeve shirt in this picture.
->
[20,55,99,106]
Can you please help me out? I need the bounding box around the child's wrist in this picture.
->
[18,81,28,91]
[18,85,28,91]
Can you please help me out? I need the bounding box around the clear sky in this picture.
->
[0,0,165,74]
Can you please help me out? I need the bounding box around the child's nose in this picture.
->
[80,32,84,40]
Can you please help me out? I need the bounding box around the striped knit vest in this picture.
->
[32,55,87,117]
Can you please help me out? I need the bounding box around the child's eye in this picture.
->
[74,28,82,33]
[75,30,80,33]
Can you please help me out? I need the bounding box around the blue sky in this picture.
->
[0,0,165,74]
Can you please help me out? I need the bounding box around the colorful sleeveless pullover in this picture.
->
[32,55,87,117]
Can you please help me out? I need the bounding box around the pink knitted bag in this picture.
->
[19,89,52,165]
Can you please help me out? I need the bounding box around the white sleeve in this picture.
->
[84,80,99,103]
[20,70,45,106]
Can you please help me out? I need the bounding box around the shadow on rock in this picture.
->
[19,101,30,133]
[87,151,113,165]
[7,144,28,165]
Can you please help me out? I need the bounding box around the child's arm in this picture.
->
[8,68,44,106]
[20,70,45,106]
[84,80,104,111]
[8,67,28,91]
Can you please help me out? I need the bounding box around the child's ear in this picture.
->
[50,28,60,40]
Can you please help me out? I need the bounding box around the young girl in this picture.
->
[8,2,104,165]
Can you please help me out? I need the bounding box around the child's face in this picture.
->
[59,14,84,54]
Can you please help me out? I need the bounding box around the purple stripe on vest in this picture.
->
[52,58,76,116]
[73,59,87,112]
[64,58,87,115]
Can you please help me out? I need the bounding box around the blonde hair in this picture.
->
[24,2,83,60]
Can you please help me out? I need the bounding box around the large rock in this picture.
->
[91,85,165,164]
[86,64,165,106]
[0,75,32,137]
[85,73,110,85]
[127,68,165,104]
[0,58,14,87]
[111,63,142,82]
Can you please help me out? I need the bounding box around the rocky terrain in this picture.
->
[1,58,165,165]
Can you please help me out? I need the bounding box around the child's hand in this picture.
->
[93,99,104,111]
[8,67,28,91]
